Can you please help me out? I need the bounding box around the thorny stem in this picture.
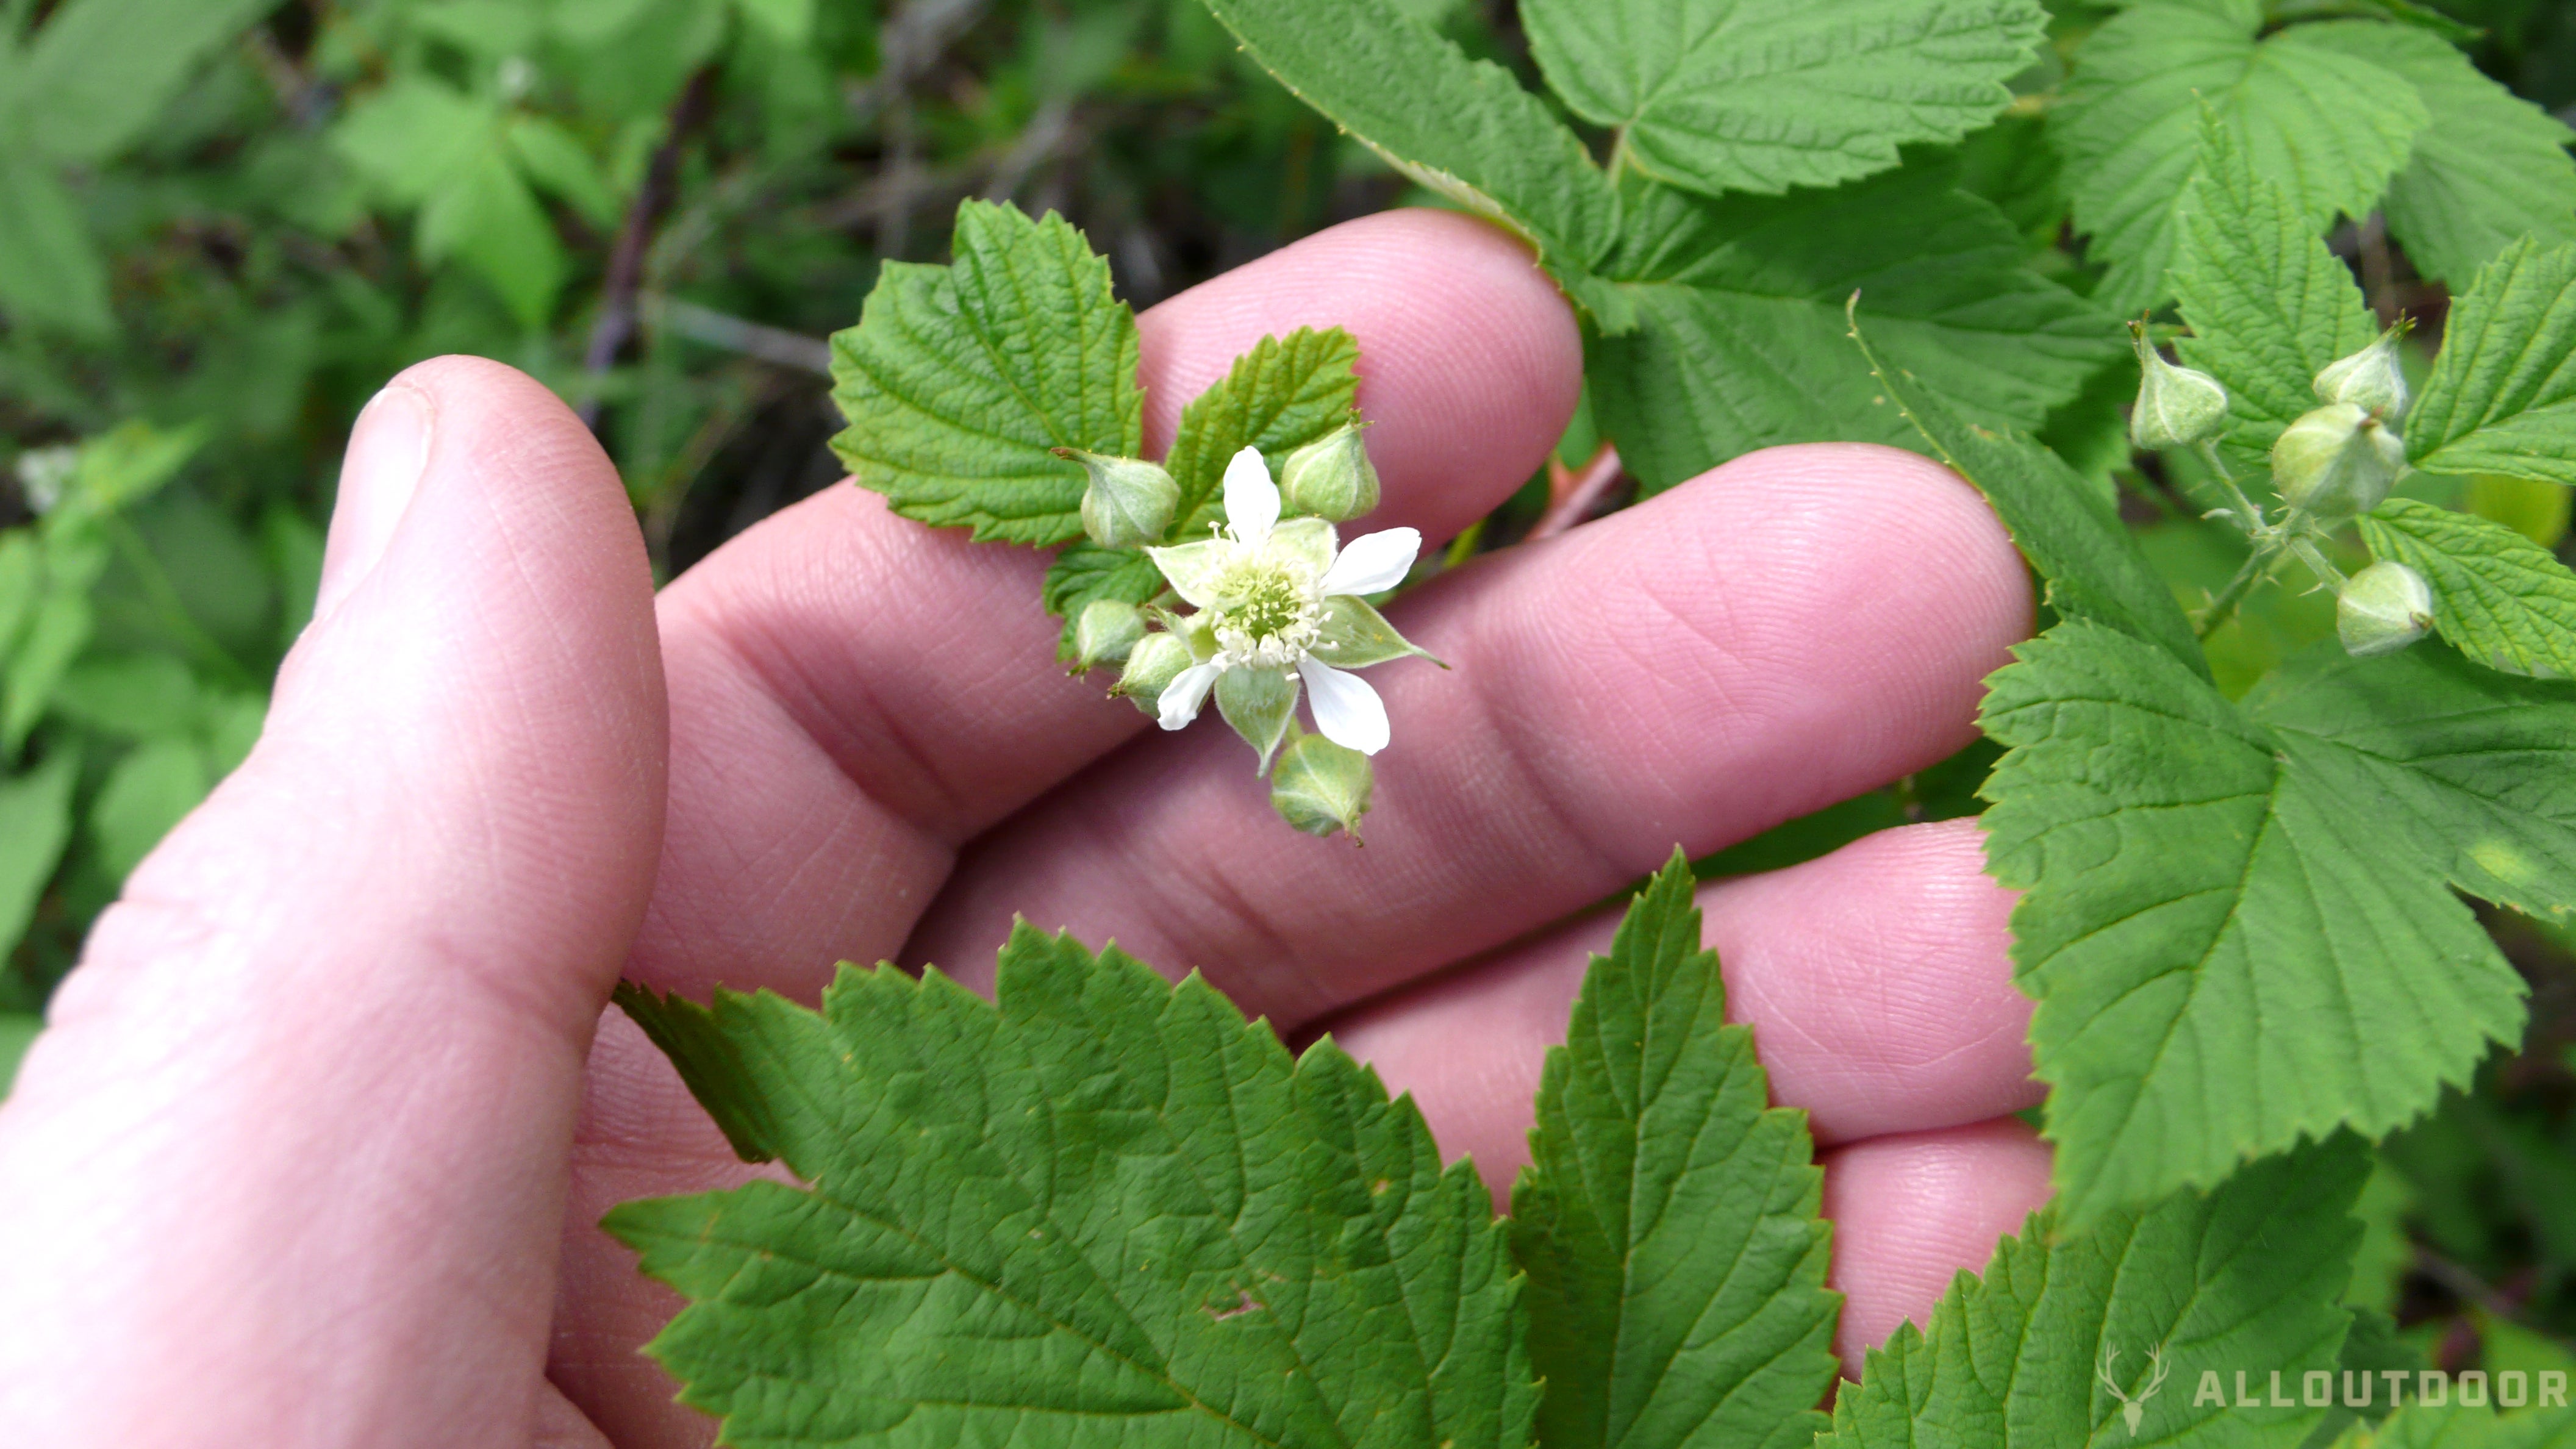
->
[2193,440,2268,533]
[2194,542,2279,642]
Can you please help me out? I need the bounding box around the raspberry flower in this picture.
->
[1145,445,1433,768]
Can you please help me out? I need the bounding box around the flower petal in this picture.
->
[1146,538,1234,610]
[1300,659,1390,755]
[1319,527,1420,598]
[1223,446,1279,549]
[1157,662,1223,731]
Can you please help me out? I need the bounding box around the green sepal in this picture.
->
[1216,666,1298,772]
[1311,595,1437,670]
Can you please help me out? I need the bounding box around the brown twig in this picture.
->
[1529,442,1625,540]
[579,66,719,429]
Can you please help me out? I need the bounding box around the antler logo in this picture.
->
[2098,1343,2171,1436]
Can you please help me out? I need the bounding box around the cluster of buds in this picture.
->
[2128,323,2439,659]
[1067,432,1425,839]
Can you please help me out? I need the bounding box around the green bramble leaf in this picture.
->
[1597,165,2121,493]
[1819,1137,2367,1449]
[2343,1403,2576,1449]
[1519,0,2046,199]
[831,200,1143,545]
[1851,307,2205,673]
[1511,852,1840,1449]
[2172,112,2380,454]
[2360,499,2576,679]
[604,923,1537,1449]
[1983,620,2576,1228]
[2289,23,2576,290]
[0,752,77,961]
[1165,328,1362,534]
[2408,238,2576,487]
[1190,0,1630,328]
[2055,7,2429,316]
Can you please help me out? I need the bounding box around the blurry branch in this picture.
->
[581,66,720,429]
[1530,443,1625,540]
[845,0,993,124]
[982,98,1079,204]
[647,296,834,376]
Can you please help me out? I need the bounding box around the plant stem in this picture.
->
[2193,440,2267,533]
[2194,544,2278,641]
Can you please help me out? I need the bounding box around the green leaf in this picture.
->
[0,752,76,961]
[1192,0,1628,326]
[1165,327,1362,532]
[1983,621,2575,1228]
[1511,853,1839,1449]
[2172,112,2380,453]
[15,0,282,165]
[1851,307,2205,671]
[2360,498,2576,678]
[1594,165,2122,492]
[2349,1403,2576,1449]
[731,0,814,43]
[606,925,1537,1449]
[333,79,493,204]
[0,1014,39,1100]
[48,653,202,740]
[1818,1137,2367,1449]
[4,592,91,758]
[1522,0,2045,199]
[0,151,111,338]
[418,146,567,331]
[2407,238,2576,486]
[91,737,210,882]
[2289,22,2576,288]
[831,200,1143,545]
[2055,5,2430,315]
[506,115,621,229]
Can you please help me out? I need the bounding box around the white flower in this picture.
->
[1145,446,1430,767]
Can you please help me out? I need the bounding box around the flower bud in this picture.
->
[2313,327,2409,423]
[2338,560,2436,658]
[1070,599,1147,674]
[1112,629,1195,711]
[1061,449,1179,548]
[2269,403,2406,522]
[1269,728,1373,840]
[1277,424,1380,521]
[2128,324,2231,451]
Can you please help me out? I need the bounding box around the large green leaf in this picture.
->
[0,151,110,338]
[1983,621,2574,1228]
[2407,238,2576,486]
[1820,1137,2367,1449]
[1511,853,1839,1449]
[0,752,76,961]
[2360,498,2576,679]
[1520,0,2044,199]
[2343,1403,2576,1449]
[13,0,283,165]
[2055,5,2428,315]
[606,925,1536,1449]
[1193,0,1626,325]
[2172,113,2380,454]
[2290,22,2576,290]
[832,201,1143,545]
[1852,309,2205,672]
[417,146,567,331]
[1594,165,2120,492]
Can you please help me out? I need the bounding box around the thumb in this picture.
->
[0,358,667,1445]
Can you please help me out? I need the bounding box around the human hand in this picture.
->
[0,210,2053,1447]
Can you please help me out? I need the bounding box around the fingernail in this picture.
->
[315,382,434,623]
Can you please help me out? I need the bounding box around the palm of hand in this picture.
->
[0,212,2053,1448]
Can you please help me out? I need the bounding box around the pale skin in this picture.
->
[0,210,2056,1446]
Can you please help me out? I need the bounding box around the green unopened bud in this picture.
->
[2128,324,2231,451]
[1277,423,1380,521]
[1070,599,1147,674]
[2269,403,2406,522]
[1269,728,1373,840]
[1061,449,1179,547]
[2313,325,2410,423]
[2338,559,2436,657]
[1113,629,1195,712]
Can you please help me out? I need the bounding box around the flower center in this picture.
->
[1212,562,1319,668]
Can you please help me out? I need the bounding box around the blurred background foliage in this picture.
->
[0,0,2568,1393]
